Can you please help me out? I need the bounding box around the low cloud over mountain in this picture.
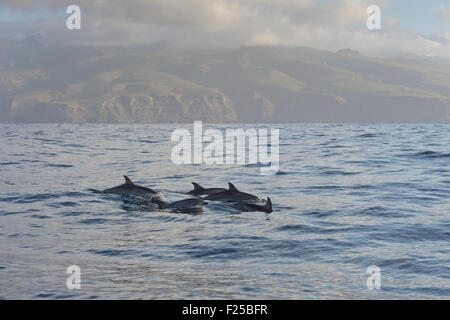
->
[1,36,449,122]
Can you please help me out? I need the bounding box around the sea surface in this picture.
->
[0,123,449,299]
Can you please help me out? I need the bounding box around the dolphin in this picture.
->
[204,183,259,202]
[232,197,273,213]
[187,182,227,196]
[152,196,208,211]
[103,176,157,196]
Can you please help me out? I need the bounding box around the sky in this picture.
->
[1,0,450,57]
[384,0,450,34]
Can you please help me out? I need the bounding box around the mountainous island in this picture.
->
[1,35,450,123]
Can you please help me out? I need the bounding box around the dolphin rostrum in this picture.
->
[187,182,227,196]
[152,196,208,211]
[232,197,273,213]
[204,183,259,202]
[103,176,157,196]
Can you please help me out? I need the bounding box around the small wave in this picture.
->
[35,138,59,143]
[411,151,450,158]
[12,194,55,203]
[45,163,73,168]
[322,170,359,176]
[60,144,85,148]
[79,218,110,224]
[29,214,52,219]
[370,224,450,243]
[355,133,379,138]
[1,211,25,216]
[322,152,340,157]
[351,206,405,218]
[309,185,344,191]
[49,201,78,208]
[87,249,138,257]
[137,139,157,143]
[34,292,55,298]
[303,210,340,218]
[60,211,90,217]
[164,174,191,179]
[38,152,57,157]
[21,159,41,163]
[275,171,292,175]
[139,160,155,164]
[273,224,323,233]
[7,192,85,204]
[210,235,268,241]
[176,244,245,260]
[105,147,128,151]
[0,162,19,166]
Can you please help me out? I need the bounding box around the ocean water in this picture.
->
[0,123,449,299]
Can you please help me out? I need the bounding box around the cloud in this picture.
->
[438,4,450,23]
[1,0,240,28]
[2,0,370,30]
[2,0,450,58]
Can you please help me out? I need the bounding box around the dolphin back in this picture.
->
[102,176,157,195]
[123,175,134,184]
[192,182,205,192]
[187,182,206,195]
[228,182,238,191]
[265,197,273,213]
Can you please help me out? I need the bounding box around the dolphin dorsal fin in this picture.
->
[124,175,134,185]
[228,183,238,191]
[192,182,205,191]
[265,197,272,212]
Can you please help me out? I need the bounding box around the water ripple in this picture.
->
[1,123,449,299]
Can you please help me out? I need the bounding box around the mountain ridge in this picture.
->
[1,38,449,123]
